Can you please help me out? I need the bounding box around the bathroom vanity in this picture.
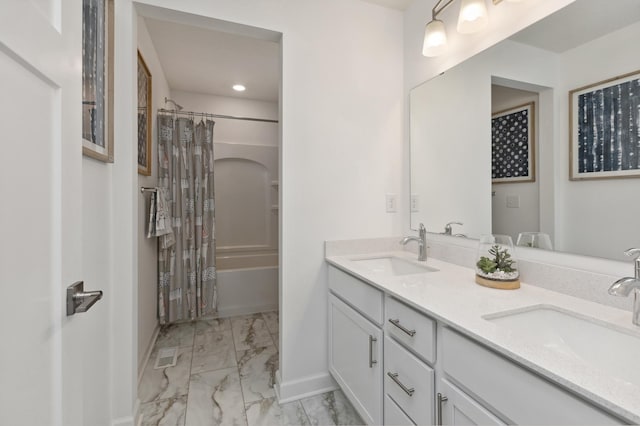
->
[326,241,640,425]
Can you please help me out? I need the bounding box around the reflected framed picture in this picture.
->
[570,70,640,180]
[137,51,152,176]
[491,102,535,184]
[82,0,114,163]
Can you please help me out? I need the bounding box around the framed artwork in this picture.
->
[82,0,114,163]
[570,70,640,180]
[491,102,535,184]
[137,51,152,176]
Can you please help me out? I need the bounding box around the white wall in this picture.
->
[136,16,171,374]
[555,21,640,260]
[409,60,491,237]
[170,90,279,146]
[125,0,404,404]
[491,86,540,242]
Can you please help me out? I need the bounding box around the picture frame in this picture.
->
[491,102,535,184]
[82,0,114,163]
[137,51,152,176]
[569,70,640,180]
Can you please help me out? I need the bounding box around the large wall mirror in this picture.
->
[410,0,640,262]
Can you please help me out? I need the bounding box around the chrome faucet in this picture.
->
[443,221,463,236]
[401,223,427,261]
[608,248,640,326]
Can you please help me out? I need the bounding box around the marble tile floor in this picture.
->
[138,311,364,426]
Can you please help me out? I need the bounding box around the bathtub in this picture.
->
[215,252,278,317]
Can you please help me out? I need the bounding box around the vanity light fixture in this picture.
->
[232,84,246,92]
[422,0,490,57]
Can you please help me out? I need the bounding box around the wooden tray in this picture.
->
[475,274,520,290]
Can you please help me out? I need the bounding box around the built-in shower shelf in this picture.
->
[271,181,279,188]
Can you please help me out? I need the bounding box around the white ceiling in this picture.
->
[510,0,640,53]
[358,0,413,11]
[144,17,279,102]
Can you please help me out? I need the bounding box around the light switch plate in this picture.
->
[506,195,520,208]
[386,193,397,213]
[411,194,419,212]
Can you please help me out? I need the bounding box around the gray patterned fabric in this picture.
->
[157,114,217,324]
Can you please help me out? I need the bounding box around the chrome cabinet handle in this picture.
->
[437,392,449,425]
[368,335,377,368]
[389,318,416,337]
[387,372,415,396]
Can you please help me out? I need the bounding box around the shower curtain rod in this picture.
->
[158,108,278,124]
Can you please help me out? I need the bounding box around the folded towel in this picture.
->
[147,188,175,248]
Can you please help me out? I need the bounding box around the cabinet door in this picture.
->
[329,294,383,425]
[439,379,505,426]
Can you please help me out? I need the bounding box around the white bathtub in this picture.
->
[216,252,278,317]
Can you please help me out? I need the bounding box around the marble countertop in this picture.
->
[326,250,640,423]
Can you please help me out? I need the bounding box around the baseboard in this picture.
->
[137,324,160,386]
[216,303,278,318]
[111,416,135,426]
[274,370,338,404]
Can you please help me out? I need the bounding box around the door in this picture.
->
[439,379,506,426]
[328,294,383,425]
[0,1,85,425]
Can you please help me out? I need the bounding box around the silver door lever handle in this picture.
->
[67,281,103,316]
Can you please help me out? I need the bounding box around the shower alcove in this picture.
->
[214,142,279,317]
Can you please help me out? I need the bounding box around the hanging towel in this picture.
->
[147,188,175,248]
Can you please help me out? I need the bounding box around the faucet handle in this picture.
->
[625,248,640,259]
[625,248,640,280]
[444,222,463,235]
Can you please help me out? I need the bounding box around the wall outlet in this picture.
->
[506,195,520,208]
[386,193,397,213]
[411,194,419,212]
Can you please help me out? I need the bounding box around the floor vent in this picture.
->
[154,347,178,369]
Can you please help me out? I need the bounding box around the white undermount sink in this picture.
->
[484,305,640,387]
[351,256,438,276]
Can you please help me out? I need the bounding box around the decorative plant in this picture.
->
[476,244,516,274]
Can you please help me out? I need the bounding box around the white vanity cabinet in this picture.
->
[327,262,628,426]
[328,267,384,425]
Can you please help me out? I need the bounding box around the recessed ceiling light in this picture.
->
[233,84,246,92]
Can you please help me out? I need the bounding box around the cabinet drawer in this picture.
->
[384,336,434,425]
[328,266,383,325]
[442,327,622,425]
[384,394,415,426]
[385,296,436,364]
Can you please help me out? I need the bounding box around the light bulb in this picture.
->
[422,19,448,57]
[457,0,488,34]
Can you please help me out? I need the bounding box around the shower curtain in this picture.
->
[157,114,217,324]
